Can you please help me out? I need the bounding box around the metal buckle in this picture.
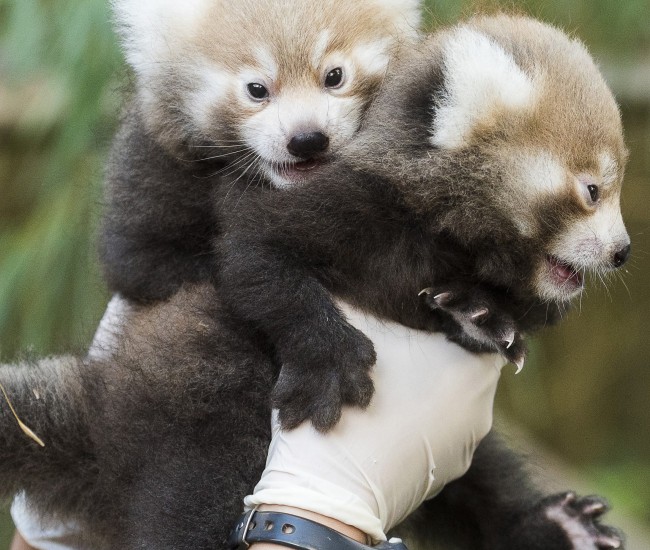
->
[240,507,257,548]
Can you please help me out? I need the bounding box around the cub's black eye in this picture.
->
[324,67,344,88]
[587,184,599,202]
[247,83,269,100]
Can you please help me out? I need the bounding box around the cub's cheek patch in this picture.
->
[510,150,566,199]
[187,65,234,131]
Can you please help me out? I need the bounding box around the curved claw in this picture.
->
[561,492,577,506]
[502,330,516,349]
[513,356,525,374]
[418,287,432,297]
[470,308,489,322]
[596,535,622,549]
[582,501,608,517]
[429,292,452,306]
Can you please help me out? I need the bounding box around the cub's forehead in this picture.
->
[194,1,414,72]
[243,30,394,83]
[112,0,421,77]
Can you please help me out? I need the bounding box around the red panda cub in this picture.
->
[101,0,422,302]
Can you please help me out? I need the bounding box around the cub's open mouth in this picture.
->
[270,157,328,182]
[546,255,584,290]
[292,158,322,172]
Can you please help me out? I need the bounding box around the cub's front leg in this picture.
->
[400,433,624,550]
[219,237,375,432]
[506,492,624,550]
[420,282,528,370]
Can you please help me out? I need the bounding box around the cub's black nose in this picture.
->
[613,244,631,267]
[287,132,330,158]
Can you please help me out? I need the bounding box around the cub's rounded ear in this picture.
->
[429,26,537,150]
[111,0,212,80]
[371,0,423,37]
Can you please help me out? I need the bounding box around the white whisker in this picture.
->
[195,147,252,162]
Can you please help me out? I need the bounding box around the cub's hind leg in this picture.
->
[396,433,623,550]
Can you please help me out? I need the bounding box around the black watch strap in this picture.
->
[227,510,409,550]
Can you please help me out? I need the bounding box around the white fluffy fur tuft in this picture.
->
[111,0,212,79]
[431,27,536,149]
[186,65,233,130]
[516,151,566,196]
[351,38,393,76]
[599,151,619,187]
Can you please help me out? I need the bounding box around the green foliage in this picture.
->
[0,506,13,548]
[589,460,650,526]
[0,0,121,359]
[423,0,650,57]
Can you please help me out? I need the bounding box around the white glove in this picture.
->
[245,300,506,542]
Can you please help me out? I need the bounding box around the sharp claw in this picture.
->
[503,330,515,349]
[513,355,525,374]
[470,308,489,321]
[582,502,607,516]
[418,287,432,296]
[596,535,621,548]
[562,492,577,506]
[432,292,452,306]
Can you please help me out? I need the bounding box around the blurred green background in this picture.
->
[0,0,648,547]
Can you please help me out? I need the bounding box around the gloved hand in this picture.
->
[245,300,506,542]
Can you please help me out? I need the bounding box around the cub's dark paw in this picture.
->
[420,284,526,370]
[509,492,623,550]
[545,493,623,549]
[273,330,376,432]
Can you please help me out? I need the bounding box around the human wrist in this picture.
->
[248,505,369,549]
[10,531,36,550]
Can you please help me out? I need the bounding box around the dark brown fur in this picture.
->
[1,286,277,548]
[100,105,221,302]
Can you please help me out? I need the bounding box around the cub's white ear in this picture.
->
[372,0,422,37]
[111,0,211,79]
[431,27,536,149]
